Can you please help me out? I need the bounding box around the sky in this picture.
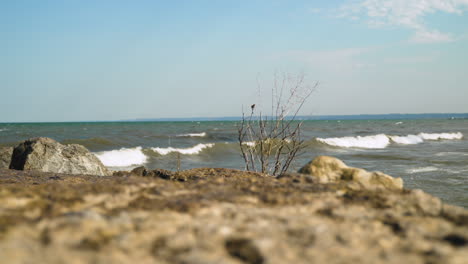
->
[1,0,468,122]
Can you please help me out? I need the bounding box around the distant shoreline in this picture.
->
[1,113,467,124]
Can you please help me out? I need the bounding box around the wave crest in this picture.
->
[176,132,207,137]
[94,147,147,167]
[152,143,214,155]
[418,132,463,140]
[317,132,463,149]
[317,134,390,149]
[389,135,424,145]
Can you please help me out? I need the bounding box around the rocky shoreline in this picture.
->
[0,138,467,263]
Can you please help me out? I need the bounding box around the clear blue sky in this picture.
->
[1,0,467,122]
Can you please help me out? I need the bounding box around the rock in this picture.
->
[225,237,264,264]
[0,147,13,169]
[442,204,468,225]
[9,137,110,176]
[112,170,129,177]
[113,167,173,179]
[130,166,148,176]
[113,167,173,178]
[408,189,442,216]
[299,156,403,190]
[151,168,173,179]
[298,156,347,182]
[0,168,466,264]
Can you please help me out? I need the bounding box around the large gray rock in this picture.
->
[0,147,13,169]
[299,155,403,190]
[10,137,110,176]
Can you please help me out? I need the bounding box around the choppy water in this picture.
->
[1,119,467,208]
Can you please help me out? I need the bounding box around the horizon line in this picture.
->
[1,112,467,124]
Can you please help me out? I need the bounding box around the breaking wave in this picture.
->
[317,132,463,149]
[93,143,218,167]
[418,132,463,140]
[317,134,390,149]
[152,143,215,155]
[388,135,424,145]
[94,147,148,167]
[389,132,463,145]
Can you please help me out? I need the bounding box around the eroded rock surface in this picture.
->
[0,167,466,264]
[0,147,12,169]
[9,137,109,176]
[299,156,403,190]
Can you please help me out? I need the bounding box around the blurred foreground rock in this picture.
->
[299,156,404,190]
[9,137,110,176]
[0,147,12,169]
[0,164,467,264]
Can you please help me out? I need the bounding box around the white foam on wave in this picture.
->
[176,132,207,137]
[406,167,439,174]
[152,143,214,155]
[242,141,256,147]
[0,128,7,132]
[391,132,463,145]
[418,132,463,140]
[94,147,148,167]
[318,132,464,149]
[389,135,424,145]
[395,122,403,125]
[317,134,390,149]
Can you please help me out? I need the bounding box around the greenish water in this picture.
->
[1,119,467,208]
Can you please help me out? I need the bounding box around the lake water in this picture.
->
[1,119,467,207]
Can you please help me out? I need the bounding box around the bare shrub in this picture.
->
[238,72,318,176]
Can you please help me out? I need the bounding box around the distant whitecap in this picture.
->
[242,141,256,147]
[176,132,207,137]
[406,167,439,174]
